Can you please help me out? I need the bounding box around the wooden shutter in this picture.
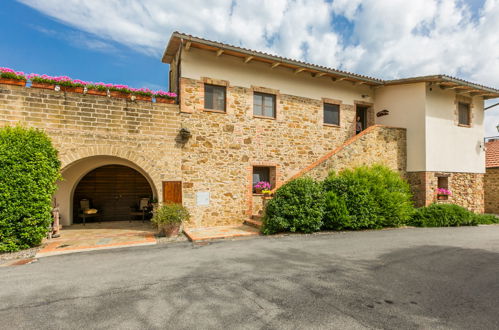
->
[162,181,182,204]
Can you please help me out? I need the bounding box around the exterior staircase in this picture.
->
[246,125,407,231]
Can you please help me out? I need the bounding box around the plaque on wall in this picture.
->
[196,191,210,206]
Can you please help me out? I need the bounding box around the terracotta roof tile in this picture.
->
[486,140,499,168]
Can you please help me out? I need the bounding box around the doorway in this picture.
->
[73,165,153,223]
[355,105,369,134]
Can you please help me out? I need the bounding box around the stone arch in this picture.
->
[55,147,162,225]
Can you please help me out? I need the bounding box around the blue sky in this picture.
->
[0,1,169,90]
[2,0,499,136]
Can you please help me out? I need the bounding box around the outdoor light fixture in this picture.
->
[496,122,499,133]
[179,127,191,140]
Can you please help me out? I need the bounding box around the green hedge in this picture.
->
[262,177,324,234]
[0,126,61,252]
[322,165,414,230]
[410,203,499,227]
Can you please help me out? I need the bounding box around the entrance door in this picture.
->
[355,105,368,134]
[73,165,153,222]
[163,181,182,204]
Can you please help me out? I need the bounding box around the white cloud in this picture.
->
[17,0,499,134]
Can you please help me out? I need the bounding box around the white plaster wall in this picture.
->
[55,156,158,226]
[374,83,427,172]
[425,86,485,173]
[181,47,373,105]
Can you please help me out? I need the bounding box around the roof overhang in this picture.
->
[162,32,383,86]
[385,75,499,100]
[162,32,499,99]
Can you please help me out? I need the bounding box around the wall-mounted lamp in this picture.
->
[376,109,389,117]
[361,94,369,98]
[179,127,192,140]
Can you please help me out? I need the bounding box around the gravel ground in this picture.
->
[0,246,42,264]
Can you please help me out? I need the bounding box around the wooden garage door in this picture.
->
[73,165,153,222]
[163,181,182,204]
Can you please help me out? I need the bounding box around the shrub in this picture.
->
[322,191,351,230]
[409,203,478,227]
[0,126,61,252]
[323,165,414,230]
[151,203,190,226]
[474,214,499,225]
[262,177,324,234]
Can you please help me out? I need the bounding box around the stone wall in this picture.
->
[287,125,407,182]
[407,171,485,213]
[0,84,182,207]
[485,168,499,214]
[179,77,364,227]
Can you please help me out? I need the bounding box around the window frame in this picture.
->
[252,166,276,194]
[457,101,471,127]
[323,102,341,126]
[253,92,276,119]
[204,83,227,113]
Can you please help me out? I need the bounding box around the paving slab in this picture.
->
[184,224,260,241]
[36,221,157,257]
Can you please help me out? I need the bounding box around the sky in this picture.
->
[1,0,499,136]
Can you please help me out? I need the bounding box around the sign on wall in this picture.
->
[196,191,210,206]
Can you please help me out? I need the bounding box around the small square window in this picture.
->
[324,103,340,126]
[458,102,470,126]
[252,166,276,193]
[204,84,226,111]
[253,92,276,118]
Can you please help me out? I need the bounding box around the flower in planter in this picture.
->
[261,189,272,195]
[0,67,27,81]
[436,188,452,196]
[109,84,132,94]
[254,181,271,191]
[154,91,177,99]
[86,82,108,91]
[130,87,153,97]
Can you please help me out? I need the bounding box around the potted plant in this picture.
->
[254,181,271,194]
[154,91,177,104]
[151,203,190,237]
[108,84,132,99]
[86,82,108,96]
[436,188,451,200]
[58,78,85,93]
[29,74,57,90]
[131,87,153,101]
[0,67,27,86]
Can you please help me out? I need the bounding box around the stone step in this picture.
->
[183,224,260,242]
[244,218,263,229]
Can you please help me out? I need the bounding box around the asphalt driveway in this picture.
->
[1,226,499,329]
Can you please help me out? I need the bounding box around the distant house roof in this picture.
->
[163,32,499,99]
[486,139,499,168]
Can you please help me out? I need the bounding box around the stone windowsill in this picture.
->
[323,123,341,128]
[253,115,276,120]
[203,108,226,114]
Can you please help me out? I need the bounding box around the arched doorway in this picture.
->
[72,165,153,223]
[55,155,159,226]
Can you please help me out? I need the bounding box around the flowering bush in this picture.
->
[254,181,271,190]
[0,67,27,81]
[436,188,451,196]
[154,91,177,99]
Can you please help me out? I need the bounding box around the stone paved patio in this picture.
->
[36,221,157,257]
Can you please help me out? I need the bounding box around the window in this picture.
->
[458,102,470,126]
[204,84,226,111]
[253,92,276,118]
[324,103,340,126]
[252,166,276,193]
[437,176,449,201]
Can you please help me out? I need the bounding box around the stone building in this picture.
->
[1,31,498,229]
[485,139,499,214]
